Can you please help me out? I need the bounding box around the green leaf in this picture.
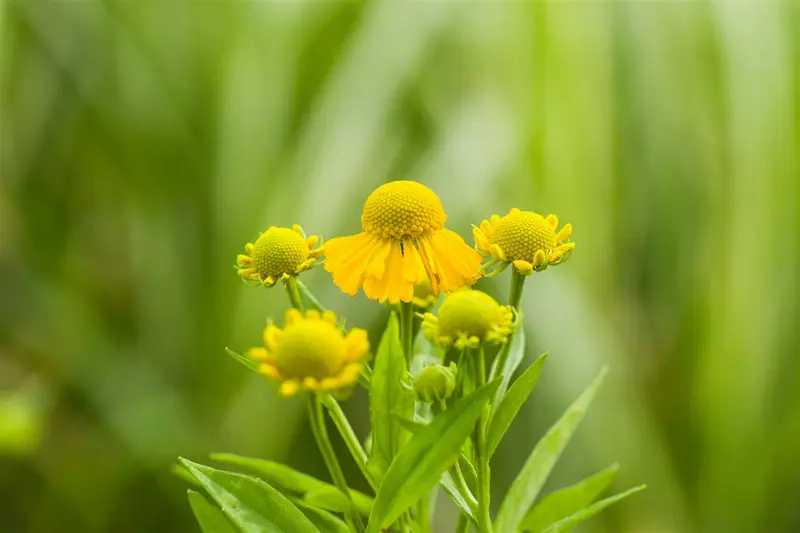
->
[173,463,203,488]
[187,490,239,533]
[179,458,319,533]
[367,313,414,483]
[494,367,608,533]
[224,347,259,373]
[303,487,354,514]
[487,352,548,458]
[393,413,426,434]
[440,471,476,522]
[521,464,619,533]
[540,485,647,533]
[367,379,501,532]
[294,501,349,533]
[491,328,526,406]
[210,453,373,516]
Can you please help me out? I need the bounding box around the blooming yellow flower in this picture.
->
[249,309,369,397]
[473,208,574,276]
[236,225,323,287]
[324,181,482,304]
[422,290,514,350]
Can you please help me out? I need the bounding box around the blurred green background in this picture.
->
[1,1,798,532]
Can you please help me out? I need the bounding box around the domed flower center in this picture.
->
[438,290,507,341]
[272,321,347,379]
[361,181,447,239]
[492,211,556,262]
[252,227,310,277]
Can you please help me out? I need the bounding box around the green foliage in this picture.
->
[367,314,414,483]
[491,328,526,405]
[294,502,350,533]
[187,490,239,533]
[487,351,548,458]
[179,458,318,533]
[521,464,619,533]
[224,347,260,373]
[367,380,501,532]
[494,368,608,533]
[210,453,374,515]
[540,486,647,533]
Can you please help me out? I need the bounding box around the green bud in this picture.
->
[414,363,457,403]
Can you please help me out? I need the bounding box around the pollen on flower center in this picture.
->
[272,321,347,379]
[360,181,447,238]
[437,290,508,341]
[492,211,556,262]
[252,227,310,277]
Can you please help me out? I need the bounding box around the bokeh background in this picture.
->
[1,1,798,532]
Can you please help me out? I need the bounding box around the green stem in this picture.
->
[307,394,365,533]
[417,494,431,533]
[297,279,327,311]
[488,270,527,382]
[474,346,492,533]
[321,394,376,490]
[455,513,471,533]
[400,301,415,364]
[283,276,304,310]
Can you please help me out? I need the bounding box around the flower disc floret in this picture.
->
[248,309,369,397]
[236,225,322,287]
[473,208,575,276]
[423,290,513,350]
[360,181,447,239]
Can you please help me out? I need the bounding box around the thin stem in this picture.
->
[474,346,492,533]
[417,493,431,533]
[488,270,527,382]
[455,513,471,533]
[400,301,415,364]
[283,276,304,310]
[307,394,365,533]
[296,279,327,311]
[321,394,376,491]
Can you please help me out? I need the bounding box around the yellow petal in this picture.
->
[248,347,269,361]
[546,214,559,228]
[285,308,303,326]
[555,223,572,243]
[513,260,534,274]
[259,363,281,380]
[279,381,299,397]
[345,329,370,362]
[263,325,282,350]
[533,250,546,267]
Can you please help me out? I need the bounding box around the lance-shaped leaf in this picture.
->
[367,379,500,532]
[540,485,647,533]
[179,458,319,533]
[521,464,619,532]
[187,490,238,533]
[494,368,608,533]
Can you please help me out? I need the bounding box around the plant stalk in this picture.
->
[283,276,304,310]
[474,346,492,533]
[489,269,527,382]
[307,394,365,533]
[322,394,376,490]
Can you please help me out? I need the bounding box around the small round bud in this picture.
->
[414,363,457,404]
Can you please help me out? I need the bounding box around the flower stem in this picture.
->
[489,269,527,382]
[307,394,365,533]
[400,301,415,364]
[283,276,304,310]
[455,513,471,533]
[474,346,492,533]
[321,393,376,491]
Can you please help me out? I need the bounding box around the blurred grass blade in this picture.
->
[210,453,373,515]
[367,379,501,532]
[297,280,327,312]
[521,463,619,533]
[491,328,526,406]
[494,368,608,533]
[393,413,426,433]
[367,313,414,483]
[487,352,548,458]
[540,485,647,533]
[294,501,349,533]
[224,347,259,373]
[179,458,319,533]
[187,490,238,533]
[303,487,355,514]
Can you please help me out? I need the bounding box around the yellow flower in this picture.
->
[324,181,482,304]
[473,208,575,276]
[236,225,323,287]
[411,278,438,311]
[249,309,369,397]
[422,289,513,350]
